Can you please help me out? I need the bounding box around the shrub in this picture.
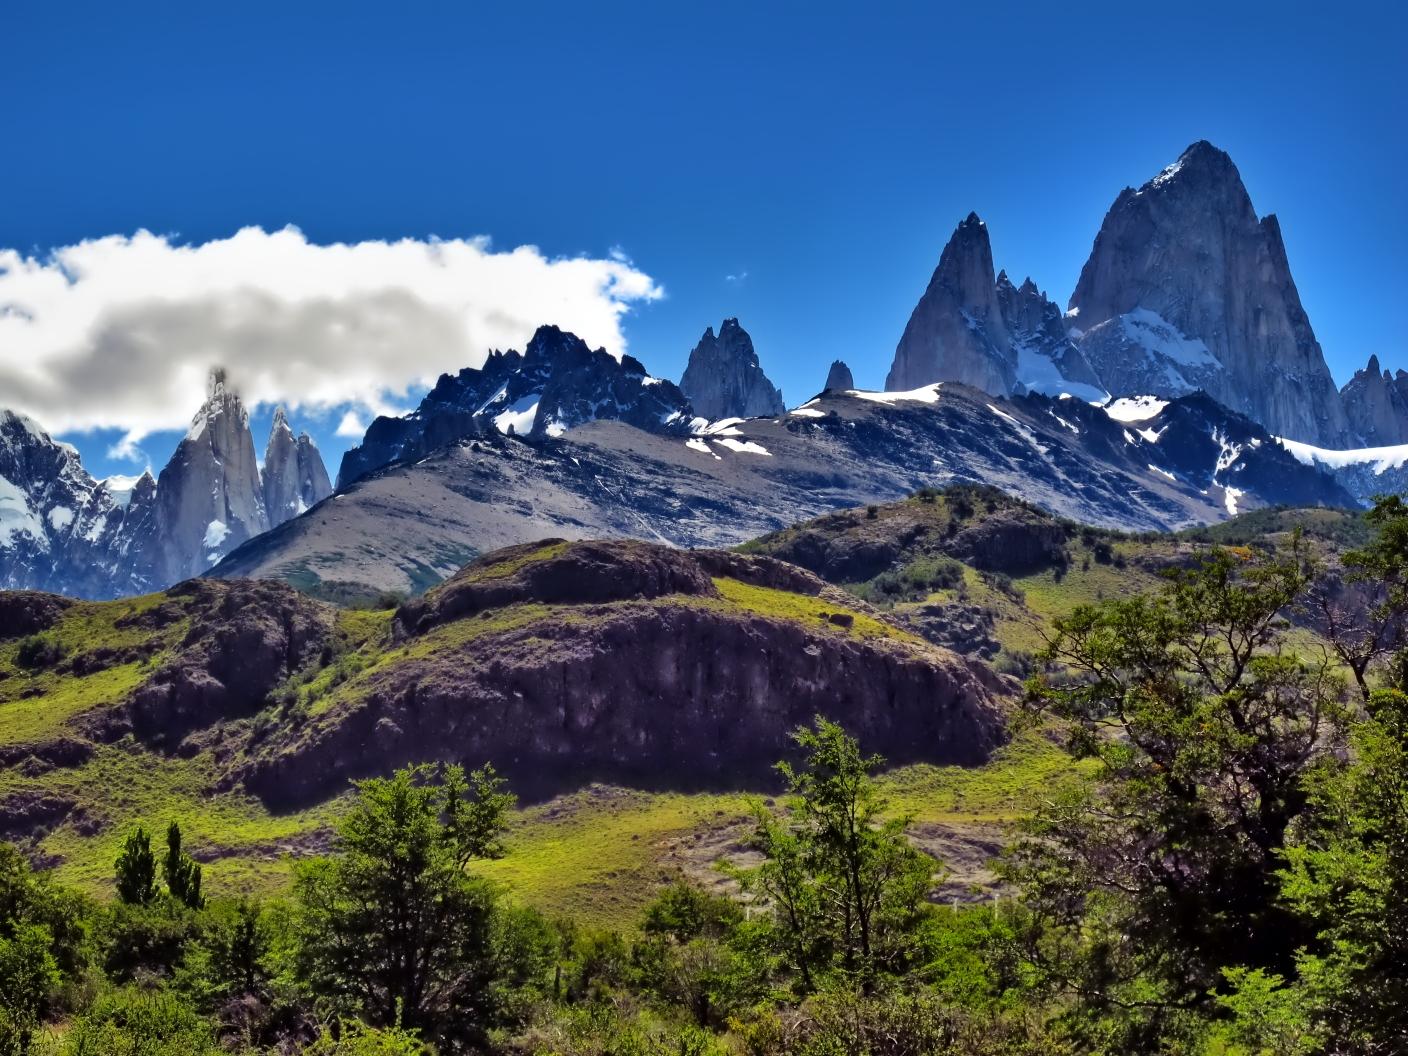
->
[15,634,64,670]
[59,988,221,1055]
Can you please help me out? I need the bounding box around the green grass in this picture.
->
[0,591,189,745]
[457,539,571,583]
[478,729,1087,930]
[5,743,346,897]
[0,661,151,746]
[879,730,1091,824]
[710,577,923,644]
[479,788,754,930]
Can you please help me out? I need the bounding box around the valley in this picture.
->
[0,487,1355,926]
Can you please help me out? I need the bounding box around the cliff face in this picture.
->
[824,361,855,392]
[887,213,1014,395]
[886,216,1104,401]
[678,318,786,420]
[237,539,1007,806]
[1068,141,1351,446]
[261,407,333,528]
[153,369,270,583]
[1340,355,1408,446]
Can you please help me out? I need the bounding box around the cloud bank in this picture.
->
[0,227,663,451]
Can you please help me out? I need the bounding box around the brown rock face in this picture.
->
[394,539,720,636]
[0,591,73,639]
[116,579,334,747]
[1069,141,1351,446]
[241,540,1007,807]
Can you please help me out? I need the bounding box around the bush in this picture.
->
[15,633,64,670]
[980,572,1024,602]
[298,1019,433,1055]
[58,988,221,1055]
[993,650,1035,679]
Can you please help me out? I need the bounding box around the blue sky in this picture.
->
[3,1,1404,480]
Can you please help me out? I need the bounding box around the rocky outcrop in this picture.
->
[885,217,1103,400]
[888,214,1013,395]
[824,361,855,392]
[995,274,1103,397]
[261,407,333,528]
[1340,355,1408,446]
[678,319,785,420]
[338,325,697,487]
[112,578,334,748]
[151,370,270,583]
[394,539,718,636]
[1069,141,1351,446]
[0,591,73,639]
[238,539,1007,806]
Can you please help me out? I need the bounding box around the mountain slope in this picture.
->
[0,535,1006,904]
[0,496,1365,925]
[214,381,1353,601]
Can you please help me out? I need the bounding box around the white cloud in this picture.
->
[725,271,749,285]
[0,226,663,445]
[335,410,368,438]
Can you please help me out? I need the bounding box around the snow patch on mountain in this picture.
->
[1276,437,1408,475]
[714,437,772,456]
[494,394,541,435]
[849,385,942,405]
[0,474,47,547]
[1104,396,1170,423]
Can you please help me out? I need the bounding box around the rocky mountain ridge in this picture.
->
[0,375,330,598]
[337,324,699,488]
[263,406,335,529]
[886,214,1105,402]
[678,318,786,421]
[214,374,1353,602]
[1340,355,1408,446]
[887,141,1393,448]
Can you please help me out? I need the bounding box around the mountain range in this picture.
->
[0,374,332,598]
[2,140,1406,602]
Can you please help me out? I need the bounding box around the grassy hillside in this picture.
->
[0,489,1359,927]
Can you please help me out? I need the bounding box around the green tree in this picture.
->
[1279,688,1408,1052]
[294,763,515,1048]
[1314,496,1408,698]
[633,882,756,1028]
[0,843,89,1055]
[0,924,58,1056]
[114,827,157,907]
[737,718,935,990]
[162,822,203,910]
[1008,544,1348,1045]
